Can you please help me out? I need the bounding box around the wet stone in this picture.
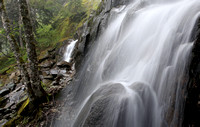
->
[0,89,10,97]
[57,61,72,68]
[5,83,16,91]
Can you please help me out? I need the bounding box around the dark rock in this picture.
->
[5,83,16,91]
[0,97,8,108]
[50,68,67,77]
[48,47,56,53]
[50,81,59,86]
[74,83,126,127]
[50,69,59,77]
[57,61,72,69]
[184,17,200,126]
[39,60,56,69]
[0,89,10,97]
[4,85,27,111]
[43,75,54,80]
[38,52,49,63]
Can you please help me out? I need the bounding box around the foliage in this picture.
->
[0,0,101,77]
[0,56,15,74]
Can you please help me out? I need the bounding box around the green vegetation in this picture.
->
[0,0,101,86]
[31,0,101,50]
[0,56,15,74]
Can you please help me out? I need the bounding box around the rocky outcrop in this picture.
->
[0,41,76,126]
[183,18,200,126]
[0,83,27,121]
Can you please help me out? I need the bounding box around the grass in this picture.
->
[0,56,16,74]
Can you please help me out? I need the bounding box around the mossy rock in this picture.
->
[2,98,30,127]
[2,115,22,127]
[17,98,30,115]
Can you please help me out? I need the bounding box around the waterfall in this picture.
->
[63,40,78,62]
[56,0,200,127]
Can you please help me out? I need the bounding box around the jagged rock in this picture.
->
[48,47,56,53]
[50,68,68,77]
[9,70,21,84]
[9,70,20,80]
[5,83,16,91]
[4,85,27,110]
[42,70,50,76]
[50,69,59,77]
[0,97,8,108]
[38,51,49,63]
[50,81,59,86]
[0,89,10,97]
[39,60,56,69]
[43,75,54,80]
[0,108,6,116]
[57,61,72,69]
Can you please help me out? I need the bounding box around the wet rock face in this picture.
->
[74,0,131,71]
[73,83,127,127]
[183,18,200,126]
[0,83,27,120]
[57,61,72,69]
[0,89,10,97]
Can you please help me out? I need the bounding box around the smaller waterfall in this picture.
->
[63,40,78,62]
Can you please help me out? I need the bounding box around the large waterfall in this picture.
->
[56,0,200,127]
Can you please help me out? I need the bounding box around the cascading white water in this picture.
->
[56,0,200,127]
[64,40,78,62]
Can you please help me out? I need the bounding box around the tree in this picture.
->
[0,0,47,105]
[0,0,35,101]
[18,0,47,102]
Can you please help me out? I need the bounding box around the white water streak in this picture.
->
[64,40,78,62]
[58,0,200,127]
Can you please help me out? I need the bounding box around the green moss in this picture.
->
[0,56,15,74]
[18,98,29,115]
[2,115,22,127]
[41,81,47,91]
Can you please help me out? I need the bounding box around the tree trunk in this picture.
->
[0,0,35,101]
[18,0,47,102]
[18,7,24,49]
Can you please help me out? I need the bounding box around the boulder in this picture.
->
[74,83,127,127]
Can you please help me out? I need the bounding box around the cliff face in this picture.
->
[183,18,200,127]
[64,0,200,126]
[74,0,131,69]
